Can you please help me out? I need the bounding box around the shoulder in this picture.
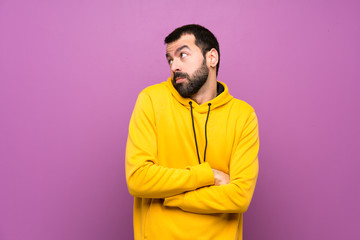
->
[225,97,258,128]
[230,98,255,114]
[135,82,172,111]
[140,82,170,98]
[227,98,259,135]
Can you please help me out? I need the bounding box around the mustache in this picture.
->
[173,72,190,81]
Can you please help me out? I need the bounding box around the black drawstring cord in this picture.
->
[189,101,201,164]
[204,103,211,162]
[189,101,212,164]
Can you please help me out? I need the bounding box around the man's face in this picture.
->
[166,34,209,98]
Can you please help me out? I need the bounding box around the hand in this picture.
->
[212,169,230,186]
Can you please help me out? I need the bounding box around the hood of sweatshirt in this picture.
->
[162,77,233,114]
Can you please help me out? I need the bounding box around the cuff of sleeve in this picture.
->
[164,194,185,207]
[189,162,215,187]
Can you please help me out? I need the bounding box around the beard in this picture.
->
[171,59,209,98]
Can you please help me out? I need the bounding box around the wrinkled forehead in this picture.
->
[165,34,197,54]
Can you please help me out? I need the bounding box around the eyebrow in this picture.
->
[166,45,190,58]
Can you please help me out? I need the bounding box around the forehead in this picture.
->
[165,34,199,54]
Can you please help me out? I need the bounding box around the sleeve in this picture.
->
[125,91,215,199]
[163,111,259,213]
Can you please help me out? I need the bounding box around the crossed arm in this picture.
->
[126,92,258,214]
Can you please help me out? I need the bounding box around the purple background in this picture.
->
[1,0,359,239]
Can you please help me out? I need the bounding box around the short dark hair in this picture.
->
[164,24,220,76]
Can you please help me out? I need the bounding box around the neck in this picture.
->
[190,74,217,105]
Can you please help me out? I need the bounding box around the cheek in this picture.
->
[186,58,200,71]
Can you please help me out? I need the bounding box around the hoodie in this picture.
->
[126,77,259,240]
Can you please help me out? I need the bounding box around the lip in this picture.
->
[175,77,186,84]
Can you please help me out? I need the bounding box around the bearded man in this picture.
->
[125,24,259,240]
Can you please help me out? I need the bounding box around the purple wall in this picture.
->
[1,1,359,239]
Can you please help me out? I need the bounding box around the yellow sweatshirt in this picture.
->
[126,78,259,240]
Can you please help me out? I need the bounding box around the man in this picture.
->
[126,24,259,240]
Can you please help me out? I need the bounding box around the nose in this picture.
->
[170,57,182,73]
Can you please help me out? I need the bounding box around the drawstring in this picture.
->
[204,103,211,162]
[189,102,201,164]
[189,101,212,164]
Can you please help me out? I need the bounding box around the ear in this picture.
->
[206,48,219,69]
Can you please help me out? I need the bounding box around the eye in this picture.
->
[180,52,188,58]
[168,59,173,65]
